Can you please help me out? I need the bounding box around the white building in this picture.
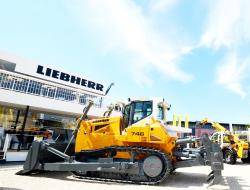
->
[0,53,113,162]
[0,54,110,117]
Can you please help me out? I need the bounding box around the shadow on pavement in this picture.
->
[20,170,250,190]
[161,171,209,188]
[30,171,138,186]
[28,171,212,187]
[220,176,250,190]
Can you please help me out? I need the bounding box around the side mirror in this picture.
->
[167,104,171,111]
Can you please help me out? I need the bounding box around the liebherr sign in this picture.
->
[36,65,104,92]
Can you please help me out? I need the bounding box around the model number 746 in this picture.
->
[131,132,144,136]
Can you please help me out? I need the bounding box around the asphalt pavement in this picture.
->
[0,160,249,190]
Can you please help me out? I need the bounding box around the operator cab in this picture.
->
[122,98,170,129]
[211,132,234,146]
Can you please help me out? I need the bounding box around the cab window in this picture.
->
[157,106,164,120]
[123,104,131,128]
[211,133,219,143]
[132,101,152,124]
[123,104,131,118]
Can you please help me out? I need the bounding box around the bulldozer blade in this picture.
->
[16,141,42,175]
[199,135,224,186]
[16,141,75,175]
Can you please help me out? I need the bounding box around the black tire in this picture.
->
[241,151,250,163]
[223,149,237,164]
[241,157,250,163]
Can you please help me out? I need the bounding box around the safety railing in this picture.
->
[0,70,103,108]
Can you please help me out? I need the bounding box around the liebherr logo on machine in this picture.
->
[36,65,104,92]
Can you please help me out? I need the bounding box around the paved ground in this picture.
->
[0,160,249,190]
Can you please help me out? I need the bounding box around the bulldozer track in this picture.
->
[73,146,172,185]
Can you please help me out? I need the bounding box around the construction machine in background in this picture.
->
[234,130,250,144]
[197,118,250,164]
[17,98,224,186]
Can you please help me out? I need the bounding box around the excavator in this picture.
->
[197,118,250,164]
[17,98,224,186]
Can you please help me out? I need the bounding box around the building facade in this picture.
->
[0,54,113,161]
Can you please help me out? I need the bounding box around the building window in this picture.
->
[79,94,87,105]
[27,81,42,95]
[0,71,102,108]
[48,88,56,98]
[13,78,29,92]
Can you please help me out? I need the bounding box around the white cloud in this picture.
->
[67,0,192,85]
[201,0,250,97]
[201,0,250,49]
[149,0,178,13]
[217,52,250,98]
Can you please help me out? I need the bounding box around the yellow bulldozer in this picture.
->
[197,118,250,164]
[17,98,224,186]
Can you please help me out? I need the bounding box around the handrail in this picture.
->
[0,70,102,108]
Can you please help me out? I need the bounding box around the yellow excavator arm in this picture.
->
[198,118,237,141]
[199,118,227,132]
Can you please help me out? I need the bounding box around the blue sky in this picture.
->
[0,0,250,123]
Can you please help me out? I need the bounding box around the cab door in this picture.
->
[211,133,220,144]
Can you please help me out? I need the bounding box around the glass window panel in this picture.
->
[133,101,152,123]
[0,73,3,84]
[157,106,164,120]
